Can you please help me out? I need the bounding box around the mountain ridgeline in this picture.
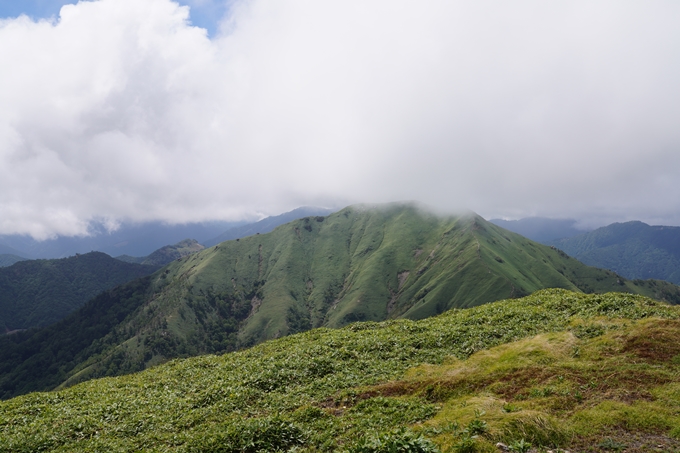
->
[0,220,240,260]
[116,239,205,267]
[489,217,590,242]
[202,206,336,247]
[551,221,680,285]
[1,203,679,398]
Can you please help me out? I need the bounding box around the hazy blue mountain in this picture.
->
[0,254,27,267]
[203,206,336,246]
[0,220,243,259]
[0,243,26,258]
[552,221,680,284]
[489,217,591,243]
[0,207,337,259]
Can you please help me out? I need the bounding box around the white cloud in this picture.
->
[1,0,680,238]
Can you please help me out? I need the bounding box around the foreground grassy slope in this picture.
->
[1,289,678,452]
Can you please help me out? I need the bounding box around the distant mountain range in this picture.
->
[0,220,242,260]
[1,203,678,399]
[491,217,680,285]
[0,243,25,257]
[489,217,591,242]
[0,207,336,263]
[551,221,680,285]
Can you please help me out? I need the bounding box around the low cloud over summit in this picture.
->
[1,0,679,238]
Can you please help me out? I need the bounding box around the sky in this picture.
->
[0,0,679,239]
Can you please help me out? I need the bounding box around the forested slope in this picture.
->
[552,221,680,284]
[0,252,156,332]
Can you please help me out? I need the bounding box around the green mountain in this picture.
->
[0,252,157,334]
[552,221,680,284]
[1,203,679,399]
[203,206,336,247]
[116,238,205,266]
[1,289,678,452]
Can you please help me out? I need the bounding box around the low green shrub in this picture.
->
[348,428,440,453]
[184,417,307,453]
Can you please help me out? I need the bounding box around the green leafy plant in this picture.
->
[451,433,478,453]
[465,418,488,436]
[572,323,606,339]
[508,439,532,453]
[502,403,521,413]
[598,437,627,451]
[348,428,440,453]
[184,417,307,453]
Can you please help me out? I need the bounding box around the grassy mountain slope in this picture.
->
[203,206,335,247]
[116,239,205,266]
[553,221,680,284]
[152,203,679,345]
[1,289,679,452]
[0,252,157,333]
[2,203,680,399]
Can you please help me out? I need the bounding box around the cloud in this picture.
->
[1,0,679,238]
